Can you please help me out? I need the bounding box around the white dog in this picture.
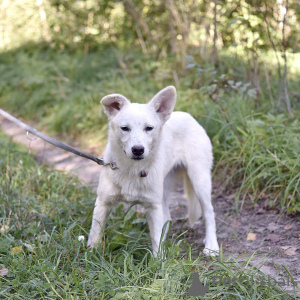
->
[87,86,219,256]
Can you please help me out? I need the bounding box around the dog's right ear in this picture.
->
[101,94,131,119]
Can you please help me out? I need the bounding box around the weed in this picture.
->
[0,44,299,210]
[0,134,297,298]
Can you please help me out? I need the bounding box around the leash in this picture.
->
[0,108,118,170]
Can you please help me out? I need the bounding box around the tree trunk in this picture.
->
[211,0,217,65]
[282,0,294,118]
[167,0,190,66]
[122,0,152,41]
[168,0,176,55]
[36,0,51,42]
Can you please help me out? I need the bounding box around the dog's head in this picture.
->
[101,86,176,161]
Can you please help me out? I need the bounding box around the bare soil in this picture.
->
[170,186,300,293]
[1,116,299,293]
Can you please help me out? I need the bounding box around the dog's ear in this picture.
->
[148,86,176,122]
[101,94,131,119]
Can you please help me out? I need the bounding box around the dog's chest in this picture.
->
[109,169,163,205]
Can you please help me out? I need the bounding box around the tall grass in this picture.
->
[178,52,300,212]
[0,133,297,298]
[0,43,299,212]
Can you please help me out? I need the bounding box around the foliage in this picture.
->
[183,54,299,212]
[0,1,299,297]
[1,0,299,55]
[0,133,297,298]
[0,45,170,142]
[0,44,299,212]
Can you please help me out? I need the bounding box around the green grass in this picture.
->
[0,44,169,142]
[0,133,298,299]
[0,43,299,212]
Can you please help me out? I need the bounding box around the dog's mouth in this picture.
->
[131,156,144,160]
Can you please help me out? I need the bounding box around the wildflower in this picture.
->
[78,235,85,242]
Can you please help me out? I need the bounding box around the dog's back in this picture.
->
[162,111,213,172]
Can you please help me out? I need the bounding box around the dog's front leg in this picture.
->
[87,197,110,249]
[146,203,164,257]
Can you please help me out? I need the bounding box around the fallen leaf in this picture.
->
[256,208,266,214]
[0,225,9,232]
[255,226,266,233]
[230,220,240,228]
[226,193,236,201]
[284,224,293,231]
[23,243,35,252]
[264,234,280,243]
[281,246,299,256]
[11,245,22,255]
[267,222,280,232]
[285,247,298,256]
[40,233,49,243]
[247,232,257,241]
[0,267,8,276]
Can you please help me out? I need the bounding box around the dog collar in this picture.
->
[106,159,147,177]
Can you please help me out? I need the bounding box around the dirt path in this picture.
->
[0,116,101,189]
[1,116,299,294]
[171,189,300,294]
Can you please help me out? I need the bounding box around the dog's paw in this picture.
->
[86,242,93,250]
[86,236,97,250]
[203,247,219,256]
[86,245,93,251]
[203,240,219,256]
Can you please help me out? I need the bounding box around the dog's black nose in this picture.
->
[132,145,144,156]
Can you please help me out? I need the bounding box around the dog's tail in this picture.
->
[184,172,202,227]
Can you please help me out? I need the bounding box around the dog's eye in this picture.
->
[145,126,154,132]
[121,126,130,132]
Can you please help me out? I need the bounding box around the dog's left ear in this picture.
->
[101,94,131,119]
[148,86,176,122]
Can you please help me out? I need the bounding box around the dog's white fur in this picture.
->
[87,86,219,256]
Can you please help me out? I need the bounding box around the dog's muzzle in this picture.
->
[131,145,144,160]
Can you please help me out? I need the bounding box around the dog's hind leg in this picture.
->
[186,166,219,256]
[161,168,181,238]
[184,171,202,228]
[162,171,175,226]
